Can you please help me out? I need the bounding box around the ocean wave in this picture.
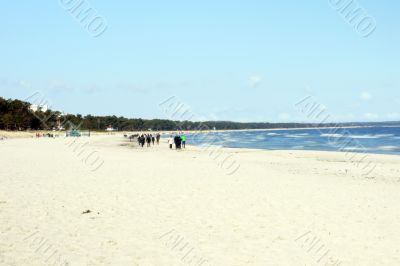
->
[291,146,305,149]
[341,147,369,151]
[376,134,395,138]
[378,146,400,151]
[321,133,395,139]
[224,138,241,143]
[284,134,306,138]
[266,133,280,136]
[348,134,394,139]
[320,134,344,138]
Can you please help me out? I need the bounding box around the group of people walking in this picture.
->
[35,132,58,138]
[168,134,187,149]
[137,133,161,147]
[134,132,187,150]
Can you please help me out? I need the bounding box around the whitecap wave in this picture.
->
[285,134,306,138]
[224,138,241,143]
[376,134,395,138]
[379,146,400,151]
[348,134,394,139]
[341,147,369,151]
[292,146,305,149]
[320,133,344,138]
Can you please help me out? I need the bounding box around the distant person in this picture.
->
[181,134,187,148]
[156,133,161,145]
[140,135,145,147]
[177,135,182,149]
[168,135,174,149]
[151,135,155,145]
[146,135,151,147]
[174,135,182,149]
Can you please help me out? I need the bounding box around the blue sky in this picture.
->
[0,1,399,122]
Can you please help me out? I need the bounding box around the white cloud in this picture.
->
[116,82,147,93]
[248,75,262,88]
[386,113,400,120]
[364,113,378,119]
[344,113,356,120]
[18,80,31,89]
[360,91,372,101]
[84,85,102,94]
[0,78,33,90]
[48,80,73,91]
[278,113,291,120]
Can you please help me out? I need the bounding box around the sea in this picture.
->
[186,126,400,155]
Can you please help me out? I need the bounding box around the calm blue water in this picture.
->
[187,126,400,155]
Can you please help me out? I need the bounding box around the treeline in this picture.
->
[0,97,42,130]
[0,96,398,131]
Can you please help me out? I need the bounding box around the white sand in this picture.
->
[1,135,400,265]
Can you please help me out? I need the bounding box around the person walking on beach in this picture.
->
[168,135,174,149]
[174,135,182,149]
[146,135,151,147]
[174,135,178,149]
[156,133,160,145]
[151,135,155,145]
[140,135,145,147]
[181,133,187,148]
[177,135,182,149]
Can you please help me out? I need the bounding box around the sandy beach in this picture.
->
[1,134,400,265]
[2,0,399,264]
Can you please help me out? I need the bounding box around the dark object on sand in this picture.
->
[82,210,92,214]
[129,134,139,142]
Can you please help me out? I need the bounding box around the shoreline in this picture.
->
[2,128,400,157]
[1,125,395,139]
